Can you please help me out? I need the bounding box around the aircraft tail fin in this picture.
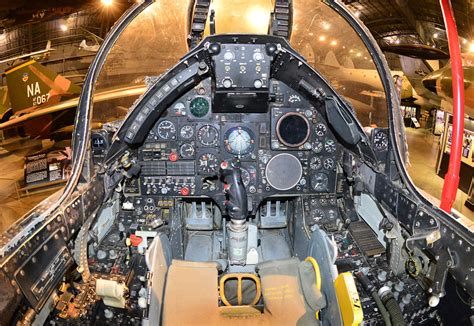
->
[324,51,340,67]
[342,57,355,69]
[399,55,433,81]
[0,87,11,121]
[4,60,82,115]
[45,40,52,51]
[79,40,86,49]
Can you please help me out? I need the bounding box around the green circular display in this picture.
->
[189,97,209,118]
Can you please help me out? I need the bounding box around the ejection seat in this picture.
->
[146,227,353,325]
[161,258,326,325]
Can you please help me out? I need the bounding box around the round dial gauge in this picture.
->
[189,97,209,118]
[373,130,388,152]
[311,209,325,222]
[240,168,251,187]
[276,112,310,147]
[224,127,255,156]
[179,143,195,159]
[311,173,329,192]
[324,139,336,153]
[198,153,219,174]
[315,123,327,137]
[180,125,194,139]
[323,158,335,170]
[156,120,176,140]
[310,157,322,170]
[197,125,219,146]
[312,141,323,154]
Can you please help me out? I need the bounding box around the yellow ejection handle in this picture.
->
[305,256,322,291]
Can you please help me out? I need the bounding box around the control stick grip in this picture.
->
[220,159,248,220]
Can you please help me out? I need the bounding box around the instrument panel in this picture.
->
[133,78,339,210]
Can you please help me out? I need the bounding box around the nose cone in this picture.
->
[422,78,438,95]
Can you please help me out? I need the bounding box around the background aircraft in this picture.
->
[397,49,474,117]
[422,53,474,115]
[0,40,55,65]
[0,60,146,140]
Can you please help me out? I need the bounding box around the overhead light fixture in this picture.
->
[101,0,113,6]
[354,11,361,18]
[322,21,331,30]
[59,24,68,32]
[395,39,400,44]
[469,42,474,53]
[462,39,467,44]
[433,33,439,39]
[318,35,326,42]
[330,40,337,46]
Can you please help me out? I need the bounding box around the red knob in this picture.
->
[169,152,179,162]
[180,187,190,196]
[130,234,143,247]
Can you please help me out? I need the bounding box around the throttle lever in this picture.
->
[220,158,248,220]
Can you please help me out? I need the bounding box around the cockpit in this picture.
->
[0,1,472,325]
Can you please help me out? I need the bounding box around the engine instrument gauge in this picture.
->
[198,153,219,174]
[324,139,336,153]
[189,97,210,118]
[315,123,327,137]
[310,157,322,170]
[240,168,251,187]
[197,125,219,146]
[310,209,325,222]
[224,127,255,156]
[312,141,323,153]
[179,143,195,159]
[311,173,329,192]
[323,158,335,170]
[180,125,194,139]
[373,130,389,152]
[156,120,176,140]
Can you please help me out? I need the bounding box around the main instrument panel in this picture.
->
[132,77,339,215]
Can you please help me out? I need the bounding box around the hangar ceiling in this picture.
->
[0,0,473,63]
[342,0,474,53]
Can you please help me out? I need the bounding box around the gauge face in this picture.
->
[323,158,335,170]
[224,127,255,156]
[180,125,194,139]
[324,139,336,153]
[373,130,389,152]
[276,112,310,147]
[240,168,251,187]
[179,143,195,159]
[315,123,327,137]
[312,141,323,154]
[197,125,219,146]
[311,209,325,222]
[156,120,176,140]
[189,97,210,118]
[198,153,219,174]
[310,157,322,170]
[311,172,329,192]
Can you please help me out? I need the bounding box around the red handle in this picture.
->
[439,0,465,213]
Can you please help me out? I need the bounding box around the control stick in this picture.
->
[220,159,248,220]
[220,159,249,265]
